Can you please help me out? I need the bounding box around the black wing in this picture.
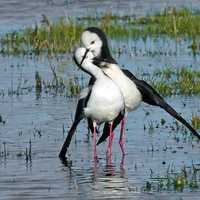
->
[97,69,200,145]
[59,87,93,160]
[59,57,97,160]
[122,69,200,139]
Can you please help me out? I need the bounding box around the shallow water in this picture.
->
[1,1,200,200]
[1,93,200,199]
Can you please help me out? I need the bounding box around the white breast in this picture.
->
[103,64,142,112]
[84,75,124,123]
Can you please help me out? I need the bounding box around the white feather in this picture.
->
[102,63,142,112]
[75,47,125,124]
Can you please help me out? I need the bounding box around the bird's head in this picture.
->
[81,27,112,61]
[74,47,94,67]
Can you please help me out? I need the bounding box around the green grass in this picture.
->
[133,8,200,38]
[191,114,200,129]
[0,16,84,55]
[34,66,200,97]
[148,67,200,96]
[2,8,200,55]
[79,8,200,38]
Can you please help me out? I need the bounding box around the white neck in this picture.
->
[82,60,104,79]
[102,63,123,78]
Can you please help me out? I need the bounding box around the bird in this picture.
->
[59,47,125,160]
[79,26,200,150]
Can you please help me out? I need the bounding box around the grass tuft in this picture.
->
[191,114,200,129]
[148,67,200,96]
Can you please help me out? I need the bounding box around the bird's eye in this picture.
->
[91,41,95,44]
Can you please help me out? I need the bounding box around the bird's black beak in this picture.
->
[80,48,89,65]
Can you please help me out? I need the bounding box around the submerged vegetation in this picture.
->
[2,8,200,55]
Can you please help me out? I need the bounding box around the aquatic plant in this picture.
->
[191,114,200,129]
[0,114,5,124]
[148,67,200,96]
[133,8,200,38]
[68,76,81,97]
[15,140,32,161]
[35,71,42,97]
[2,8,200,55]
[143,164,200,192]
[0,15,84,55]
[79,8,200,38]
[0,142,8,158]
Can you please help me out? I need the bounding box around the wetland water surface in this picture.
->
[1,1,200,200]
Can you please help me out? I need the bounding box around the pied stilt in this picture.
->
[80,27,200,151]
[59,47,125,160]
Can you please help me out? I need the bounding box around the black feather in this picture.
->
[59,97,85,159]
[97,68,200,145]
[59,87,93,160]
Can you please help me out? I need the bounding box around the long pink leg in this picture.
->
[93,121,98,160]
[119,117,126,155]
[106,156,115,176]
[107,122,114,156]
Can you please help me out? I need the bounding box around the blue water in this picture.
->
[1,1,200,199]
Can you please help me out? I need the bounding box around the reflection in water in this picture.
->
[1,92,200,200]
[61,154,130,199]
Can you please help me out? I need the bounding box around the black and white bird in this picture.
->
[79,27,200,149]
[59,47,125,160]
